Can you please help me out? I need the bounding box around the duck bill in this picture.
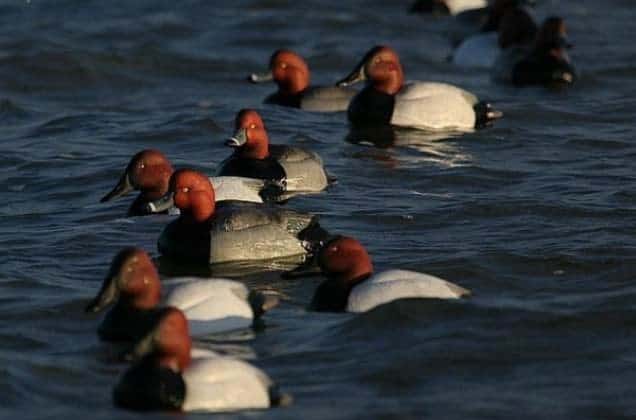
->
[248,71,274,83]
[336,63,366,87]
[85,275,120,313]
[225,128,248,148]
[145,192,175,214]
[101,172,134,203]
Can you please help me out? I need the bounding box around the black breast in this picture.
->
[127,194,162,216]
[113,357,186,411]
[97,305,160,342]
[347,87,395,126]
[217,155,286,183]
[158,217,213,264]
[264,91,302,108]
[512,53,576,86]
[310,279,349,312]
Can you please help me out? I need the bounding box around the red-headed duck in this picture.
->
[100,150,290,215]
[153,169,330,264]
[506,17,576,86]
[452,0,537,68]
[85,248,279,340]
[219,109,331,197]
[101,149,174,215]
[310,236,470,312]
[337,46,502,130]
[114,307,288,412]
[249,49,357,112]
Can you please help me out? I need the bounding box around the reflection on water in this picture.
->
[194,332,259,359]
[345,125,474,168]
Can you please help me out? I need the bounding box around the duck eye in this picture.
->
[139,163,145,169]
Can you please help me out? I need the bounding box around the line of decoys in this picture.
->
[86,1,576,413]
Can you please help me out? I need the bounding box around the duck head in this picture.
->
[85,248,161,313]
[311,236,374,311]
[535,16,572,53]
[537,17,575,84]
[337,46,404,95]
[101,149,173,203]
[225,109,270,159]
[127,307,192,372]
[163,169,216,223]
[249,49,310,95]
[318,236,374,283]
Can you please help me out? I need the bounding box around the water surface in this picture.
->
[1,0,635,418]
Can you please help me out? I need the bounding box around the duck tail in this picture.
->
[268,385,293,407]
[248,290,280,318]
[474,101,503,128]
[298,218,331,252]
[327,172,338,186]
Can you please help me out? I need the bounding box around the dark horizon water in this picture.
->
[1,0,635,418]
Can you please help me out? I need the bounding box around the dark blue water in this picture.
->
[1,0,635,418]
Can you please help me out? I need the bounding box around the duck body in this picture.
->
[181,356,274,412]
[491,45,531,82]
[511,52,576,86]
[410,0,487,15]
[493,16,576,86]
[264,85,357,112]
[101,150,278,217]
[309,237,471,313]
[345,269,470,312]
[219,109,330,196]
[163,278,270,337]
[451,2,538,68]
[130,176,270,215]
[338,46,501,131]
[158,201,324,265]
[210,176,270,203]
[114,309,283,413]
[97,281,261,341]
[349,82,479,130]
[391,82,479,130]
[218,144,328,196]
[115,355,276,412]
[86,248,278,341]
[311,269,470,313]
